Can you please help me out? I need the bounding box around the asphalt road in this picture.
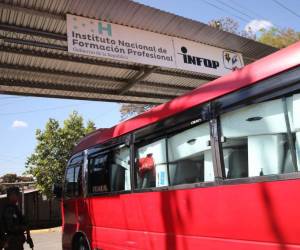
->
[24,231,62,250]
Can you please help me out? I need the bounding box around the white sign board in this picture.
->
[67,14,244,76]
[173,38,244,76]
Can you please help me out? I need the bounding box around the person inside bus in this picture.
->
[137,153,156,188]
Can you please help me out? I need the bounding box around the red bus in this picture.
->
[55,41,300,250]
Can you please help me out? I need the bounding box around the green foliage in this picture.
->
[208,17,300,49]
[25,111,95,196]
[208,17,256,40]
[259,27,300,48]
[119,103,155,120]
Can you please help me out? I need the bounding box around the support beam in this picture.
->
[0,78,176,100]
[119,67,157,94]
[0,45,140,71]
[0,86,165,105]
[155,69,215,82]
[0,24,66,41]
[0,64,195,91]
[0,64,123,83]
[1,36,67,51]
[139,81,193,91]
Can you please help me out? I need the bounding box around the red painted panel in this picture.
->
[62,198,77,249]
[73,41,300,154]
[67,178,300,249]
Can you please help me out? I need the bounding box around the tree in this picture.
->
[209,17,300,49]
[208,17,256,40]
[259,27,300,49]
[2,173,18,183]
[119,103,155,120]
[25,111,95,196]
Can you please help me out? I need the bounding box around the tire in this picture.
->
[75,236,90,250]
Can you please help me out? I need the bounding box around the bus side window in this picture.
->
[64,167,75,198]
[74,165,82,197]
[110,146,131,192]
[168,122,213,185]
[64,159,83,198]
[220,94,299,179]
[135,139,168,189]
[88,154,109,193]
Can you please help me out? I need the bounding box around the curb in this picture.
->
[31,227,61,234]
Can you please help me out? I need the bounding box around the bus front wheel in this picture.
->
[74,235,90,250]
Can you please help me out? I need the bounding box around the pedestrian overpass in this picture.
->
[0,0,277,104]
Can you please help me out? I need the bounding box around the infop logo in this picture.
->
[98,21,112,36]
[223,51,243,70]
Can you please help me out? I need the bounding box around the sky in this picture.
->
[0,0,299,176]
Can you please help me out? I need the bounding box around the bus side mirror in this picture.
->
[52,183,63,199]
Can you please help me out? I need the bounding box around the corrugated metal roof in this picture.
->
[0,0,278,104]
[1,0,277,58]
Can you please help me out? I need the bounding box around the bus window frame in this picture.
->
[213,66,300,117]
[86,144,132,197]
[87,134,131,156]
[63,166,76,199]
[63,152,84,199]
[87,151,110,195]
[210,66,300,185]
[75,66,300,196]
[132,113,219,192]
[133,136,168,190]
[130,66,300,192]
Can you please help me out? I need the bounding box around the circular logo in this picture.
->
[181,46,188,54]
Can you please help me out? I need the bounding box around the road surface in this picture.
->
[24,230,62,250]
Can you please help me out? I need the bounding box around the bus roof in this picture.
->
[73,41,300,154]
